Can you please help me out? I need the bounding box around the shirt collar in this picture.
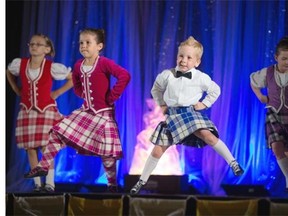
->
[175,66,196,73]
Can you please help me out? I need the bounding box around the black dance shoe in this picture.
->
[24,166,48,178]
[130,179,146,195]
[230,160,244,176]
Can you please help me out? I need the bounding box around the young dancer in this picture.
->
[130,36,244,194]
[250,36,288,192]
[6,34,73,192]
[23,28,131,193]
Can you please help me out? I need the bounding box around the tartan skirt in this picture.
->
[265,107,288,148]
[16,106,63,149]
[150,106,219,148]
[52,108,123,158]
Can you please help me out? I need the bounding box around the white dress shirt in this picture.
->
[151,67,221,108]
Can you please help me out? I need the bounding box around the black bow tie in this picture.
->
[176,71,192,79]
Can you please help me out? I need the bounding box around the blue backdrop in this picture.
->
[6,0,288,197]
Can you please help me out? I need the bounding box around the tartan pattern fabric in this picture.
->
[265,107,288,148]
[102,157,117,186]
[149,122,174,146]
[39,131,64,168]
[52,108,123,158]
[15,106,63,149]
[150,106,219,148]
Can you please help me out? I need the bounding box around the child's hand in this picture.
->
[259,95,268,104]
[14,87,21,96]
[50,91,59,100]
[160,105,168,114]
[106,95,114,106]
[193,102,207,110]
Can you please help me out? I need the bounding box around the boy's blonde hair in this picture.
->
[179,36,203,59]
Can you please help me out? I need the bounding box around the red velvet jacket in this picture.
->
[72,56,131,113]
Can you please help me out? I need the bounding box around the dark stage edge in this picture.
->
[6,189,288,216]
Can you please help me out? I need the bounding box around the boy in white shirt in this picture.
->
[130,36,244,194]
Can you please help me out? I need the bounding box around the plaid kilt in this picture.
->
[52,108,123,158]
[265,107,288,148]
[16,106,63,149]
[150,106,219,148]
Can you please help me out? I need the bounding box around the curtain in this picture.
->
[6,0,288,197]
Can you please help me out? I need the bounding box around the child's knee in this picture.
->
[151,145,167,158]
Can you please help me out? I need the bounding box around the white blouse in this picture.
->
[8,58,71,80]
[250,65,288,88]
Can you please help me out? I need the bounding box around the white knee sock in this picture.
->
[277,157,288,188]
[140,155,159,182]
[33,177,41,186]
[45,169,55,188]
[212,139,235,164]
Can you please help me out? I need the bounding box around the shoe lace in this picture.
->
[136,181,142,188]
[133,180,144,191]
[230,161,240,171]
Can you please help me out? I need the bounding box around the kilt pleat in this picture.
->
[150,106,219,148]
[52,108,122,158]
[265,107,288,148]
[15,106,63,149]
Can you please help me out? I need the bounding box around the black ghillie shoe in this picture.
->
[230,160,244,176]
[24,166,48,178]
[43,184,55,193]
[130,180,146,195]
[33,184,43,193]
